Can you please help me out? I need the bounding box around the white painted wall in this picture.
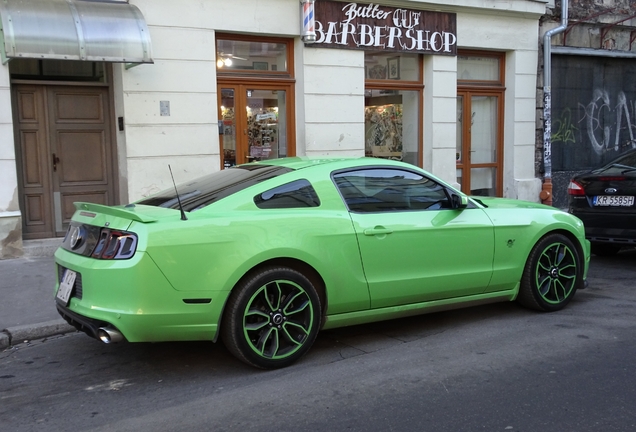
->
[424,55,458,186]
[301,47,365,157]
[0,63,22,257]
[121,6,219,201]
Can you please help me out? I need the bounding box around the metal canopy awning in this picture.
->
[0,0,153,66]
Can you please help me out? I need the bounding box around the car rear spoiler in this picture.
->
[74,202,158,223]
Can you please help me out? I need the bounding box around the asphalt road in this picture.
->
[1,251,635,431]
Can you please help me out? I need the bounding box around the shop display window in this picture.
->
[365,52,420,82]
[216,38,288,73]
[364,51,422,167]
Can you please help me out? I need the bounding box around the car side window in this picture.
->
[254,179,321,209]
[333,168,451,212]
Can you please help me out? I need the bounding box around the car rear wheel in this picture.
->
[591,243,621,257]
[221,266,321,369]
[517,233,581,312]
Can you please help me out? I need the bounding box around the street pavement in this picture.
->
[0,253,75,348]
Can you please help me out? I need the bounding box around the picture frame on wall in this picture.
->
[253,61,268,70]
[387,57,400,79]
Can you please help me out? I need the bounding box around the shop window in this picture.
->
[365,52,423,167]
[216,35,295,170]
[365,52,420,82]
[457,55,500,82]
[9,59,106,82]
[457,51,505,197]
[216,36,289,74]
[334,168,450,213]
[254,179,320,209]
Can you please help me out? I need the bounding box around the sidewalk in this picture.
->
[0,240,75,348]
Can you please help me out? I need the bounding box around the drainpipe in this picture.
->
[540,0,569,206]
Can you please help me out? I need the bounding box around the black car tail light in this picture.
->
[91,229,138,260]
[567,180,585,196]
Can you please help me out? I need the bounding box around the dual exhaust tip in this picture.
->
[97,326,124,344]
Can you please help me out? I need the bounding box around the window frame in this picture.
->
[331,167,454,213]
[365,52,424,167]
[456,50,505,197]
[215,33,295,80]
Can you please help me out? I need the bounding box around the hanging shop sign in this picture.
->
[311,1,457,55]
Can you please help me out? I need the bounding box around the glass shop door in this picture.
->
[218,83,293,169]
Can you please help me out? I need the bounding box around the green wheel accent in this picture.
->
[222,266,322,369]
[243,280,314,359]
[518,233,582,312]
[534,241,577,304]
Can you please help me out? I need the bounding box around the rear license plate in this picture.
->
[56,269,77,305]
[593,195,634,206]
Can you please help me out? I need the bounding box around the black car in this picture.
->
[568,148,636,256]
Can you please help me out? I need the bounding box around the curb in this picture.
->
[0,319,76,349]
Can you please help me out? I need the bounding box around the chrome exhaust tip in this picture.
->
[97,327,124,344]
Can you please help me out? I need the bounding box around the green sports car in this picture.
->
[55,157,590,369]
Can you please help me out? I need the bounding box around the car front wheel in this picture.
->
[221,266,322,369]
[517,233,582,312]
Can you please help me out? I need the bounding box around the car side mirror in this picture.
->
[451,193,468,209]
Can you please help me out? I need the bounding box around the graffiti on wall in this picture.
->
[551,55,636,171]
[553,89,636,155]
[551,88,636,172]
[580,89,636,155]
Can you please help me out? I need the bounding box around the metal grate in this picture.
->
[57,265,83,300]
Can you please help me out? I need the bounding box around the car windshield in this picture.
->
[137,165,294,211]
[596,152,636,174]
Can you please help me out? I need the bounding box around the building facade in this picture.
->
[0,0,548,259]
[538,0,636,208]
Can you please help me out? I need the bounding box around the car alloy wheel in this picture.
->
[243,279,314,359]
[222,267,321,369]
[518,233,581,312]
[534,241,577,304]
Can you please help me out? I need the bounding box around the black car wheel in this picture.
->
[517,233,582,312]
[591,243,621,257]
[221,266,322,369]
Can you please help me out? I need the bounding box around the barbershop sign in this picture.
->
[312,1,457,55]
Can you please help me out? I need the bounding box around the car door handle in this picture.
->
[363,226,393,236]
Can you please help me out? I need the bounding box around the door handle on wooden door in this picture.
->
[52,153,60,172]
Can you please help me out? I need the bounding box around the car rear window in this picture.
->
[137,165,294,211]
[598,151,636,173]
[254,179,320,209]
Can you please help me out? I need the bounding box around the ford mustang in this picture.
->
[55,157,590,369]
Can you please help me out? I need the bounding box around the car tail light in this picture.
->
[91,229,138,260]
[567,180,586,196]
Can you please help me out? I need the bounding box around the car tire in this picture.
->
[221,266,322,369]
[591,243,621,257]
[517,233,582,312]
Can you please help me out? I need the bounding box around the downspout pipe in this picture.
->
[540,0,569,206]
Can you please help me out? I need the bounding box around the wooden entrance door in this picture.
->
[456,91,504,197]
[12,84,115,239]
[218,82,295,169]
